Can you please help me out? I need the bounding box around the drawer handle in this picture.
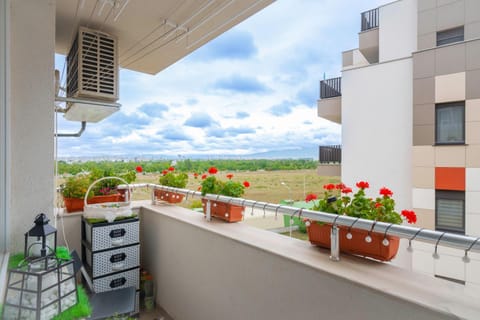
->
[110,253,127,263]
[109,228,126,238]
[111,239,124,247]
[111,263,126,271]
[110,277,126,288]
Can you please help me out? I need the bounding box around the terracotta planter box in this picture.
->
[154,189,185,203]
[307,222,399,261]
[201,199,244,223]
[63,194,121,213]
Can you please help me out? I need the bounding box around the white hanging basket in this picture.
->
[83,176,133,223]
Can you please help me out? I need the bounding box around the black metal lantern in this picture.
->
[24,213,57,269]
[2,213,78,320]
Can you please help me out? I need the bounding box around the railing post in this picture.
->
[330,225,340,261]
[206,200,211,222]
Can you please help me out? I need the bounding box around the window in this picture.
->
[437,26,464,46]
[435,102,465,145]
[436,191,465,234]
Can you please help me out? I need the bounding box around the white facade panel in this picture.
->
[466,168,480,191]
[379,0,418,62]
[412,188,435,210]
[342,58,413,211]
[466,191,480,214]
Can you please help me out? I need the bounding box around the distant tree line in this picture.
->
[57,159,318,175]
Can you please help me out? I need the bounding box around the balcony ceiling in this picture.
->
[56,0,274,75]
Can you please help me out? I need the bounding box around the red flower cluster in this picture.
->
[168,166,175,171]
[201,174,207,180]
[305,193,318,202]
[193,172,199,179]
[323,183,335,191]
[243,181,250,188]
[226,173,234,179]
[401,210,417,224]
[379,187,393,197]
[162,170,168,175]
[341,187,352,194]
[208,167,218,174]
[135,166,143,173]
[335,183,346,190]
[356,181,369,189]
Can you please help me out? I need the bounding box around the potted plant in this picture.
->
[61,169,138,213]
[199,167,250,222]
[304,181,417,261]
[61,174,93,212]
[155,166,189,203]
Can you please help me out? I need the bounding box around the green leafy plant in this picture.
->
[158,166,188,188]
[61,174,93,199]
[199,167,250,198]
[305,181,416,225]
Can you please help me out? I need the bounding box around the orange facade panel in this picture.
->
[435,167,465,191]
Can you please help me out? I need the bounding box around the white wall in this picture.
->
[139,205,477,320]
[341,58,413,214]
[8,0,55,253]
[379,0,417,62]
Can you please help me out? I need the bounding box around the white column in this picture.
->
[9,0,55,253]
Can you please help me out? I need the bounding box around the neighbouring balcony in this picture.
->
[318,145,341,176]
[317,78,341,124]
[361,7,379,31]
[359,7,379,64]
[53,186,480,319]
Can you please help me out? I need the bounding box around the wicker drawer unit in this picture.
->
[82,217,140,311]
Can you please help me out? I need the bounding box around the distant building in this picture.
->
[317,0,480,284]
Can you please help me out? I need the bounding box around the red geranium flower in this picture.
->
[401,210,417,224]
[201,174,207,180]
[305,193,318,202]
[335,183,346,190]
[323,183,335,191]
[375,202,383,208]
[379,187,393,197]
[226,174,234,180]
[208,167,218,174]
[341,187,352,194]
[193,172,199,179]
[168,166,175,171]
[356,181,370,189]
[162,170,168,175]
[135,166,143,173]
[243,181,250,188]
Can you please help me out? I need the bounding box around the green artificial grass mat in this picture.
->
[85,213,137,224]
[52,285,91,320]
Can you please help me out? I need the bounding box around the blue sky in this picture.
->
[56,0,389,158]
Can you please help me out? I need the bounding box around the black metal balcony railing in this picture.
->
[361,7,379,31]
[319,145,341,164]
[320,77,341,99]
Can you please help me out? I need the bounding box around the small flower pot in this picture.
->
[154,190,185,203]
[306,222,399,261]
[201,199,244,223]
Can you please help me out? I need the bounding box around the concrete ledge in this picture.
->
[140,204,480,320]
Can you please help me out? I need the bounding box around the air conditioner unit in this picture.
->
[66,27,118,101]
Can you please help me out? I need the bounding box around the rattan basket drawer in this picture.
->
[84,218,139,252]
[92,267,139,293]
[85,244,140,278]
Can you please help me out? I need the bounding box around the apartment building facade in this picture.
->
[318,0,480,285]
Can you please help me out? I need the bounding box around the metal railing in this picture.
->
[361,7,379,31]
[320,77,341,99]
[119,183,480,262]
[319,145,341,164]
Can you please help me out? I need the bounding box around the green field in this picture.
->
[127,169,339,204]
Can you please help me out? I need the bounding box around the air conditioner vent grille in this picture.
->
[67,27,118,101]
